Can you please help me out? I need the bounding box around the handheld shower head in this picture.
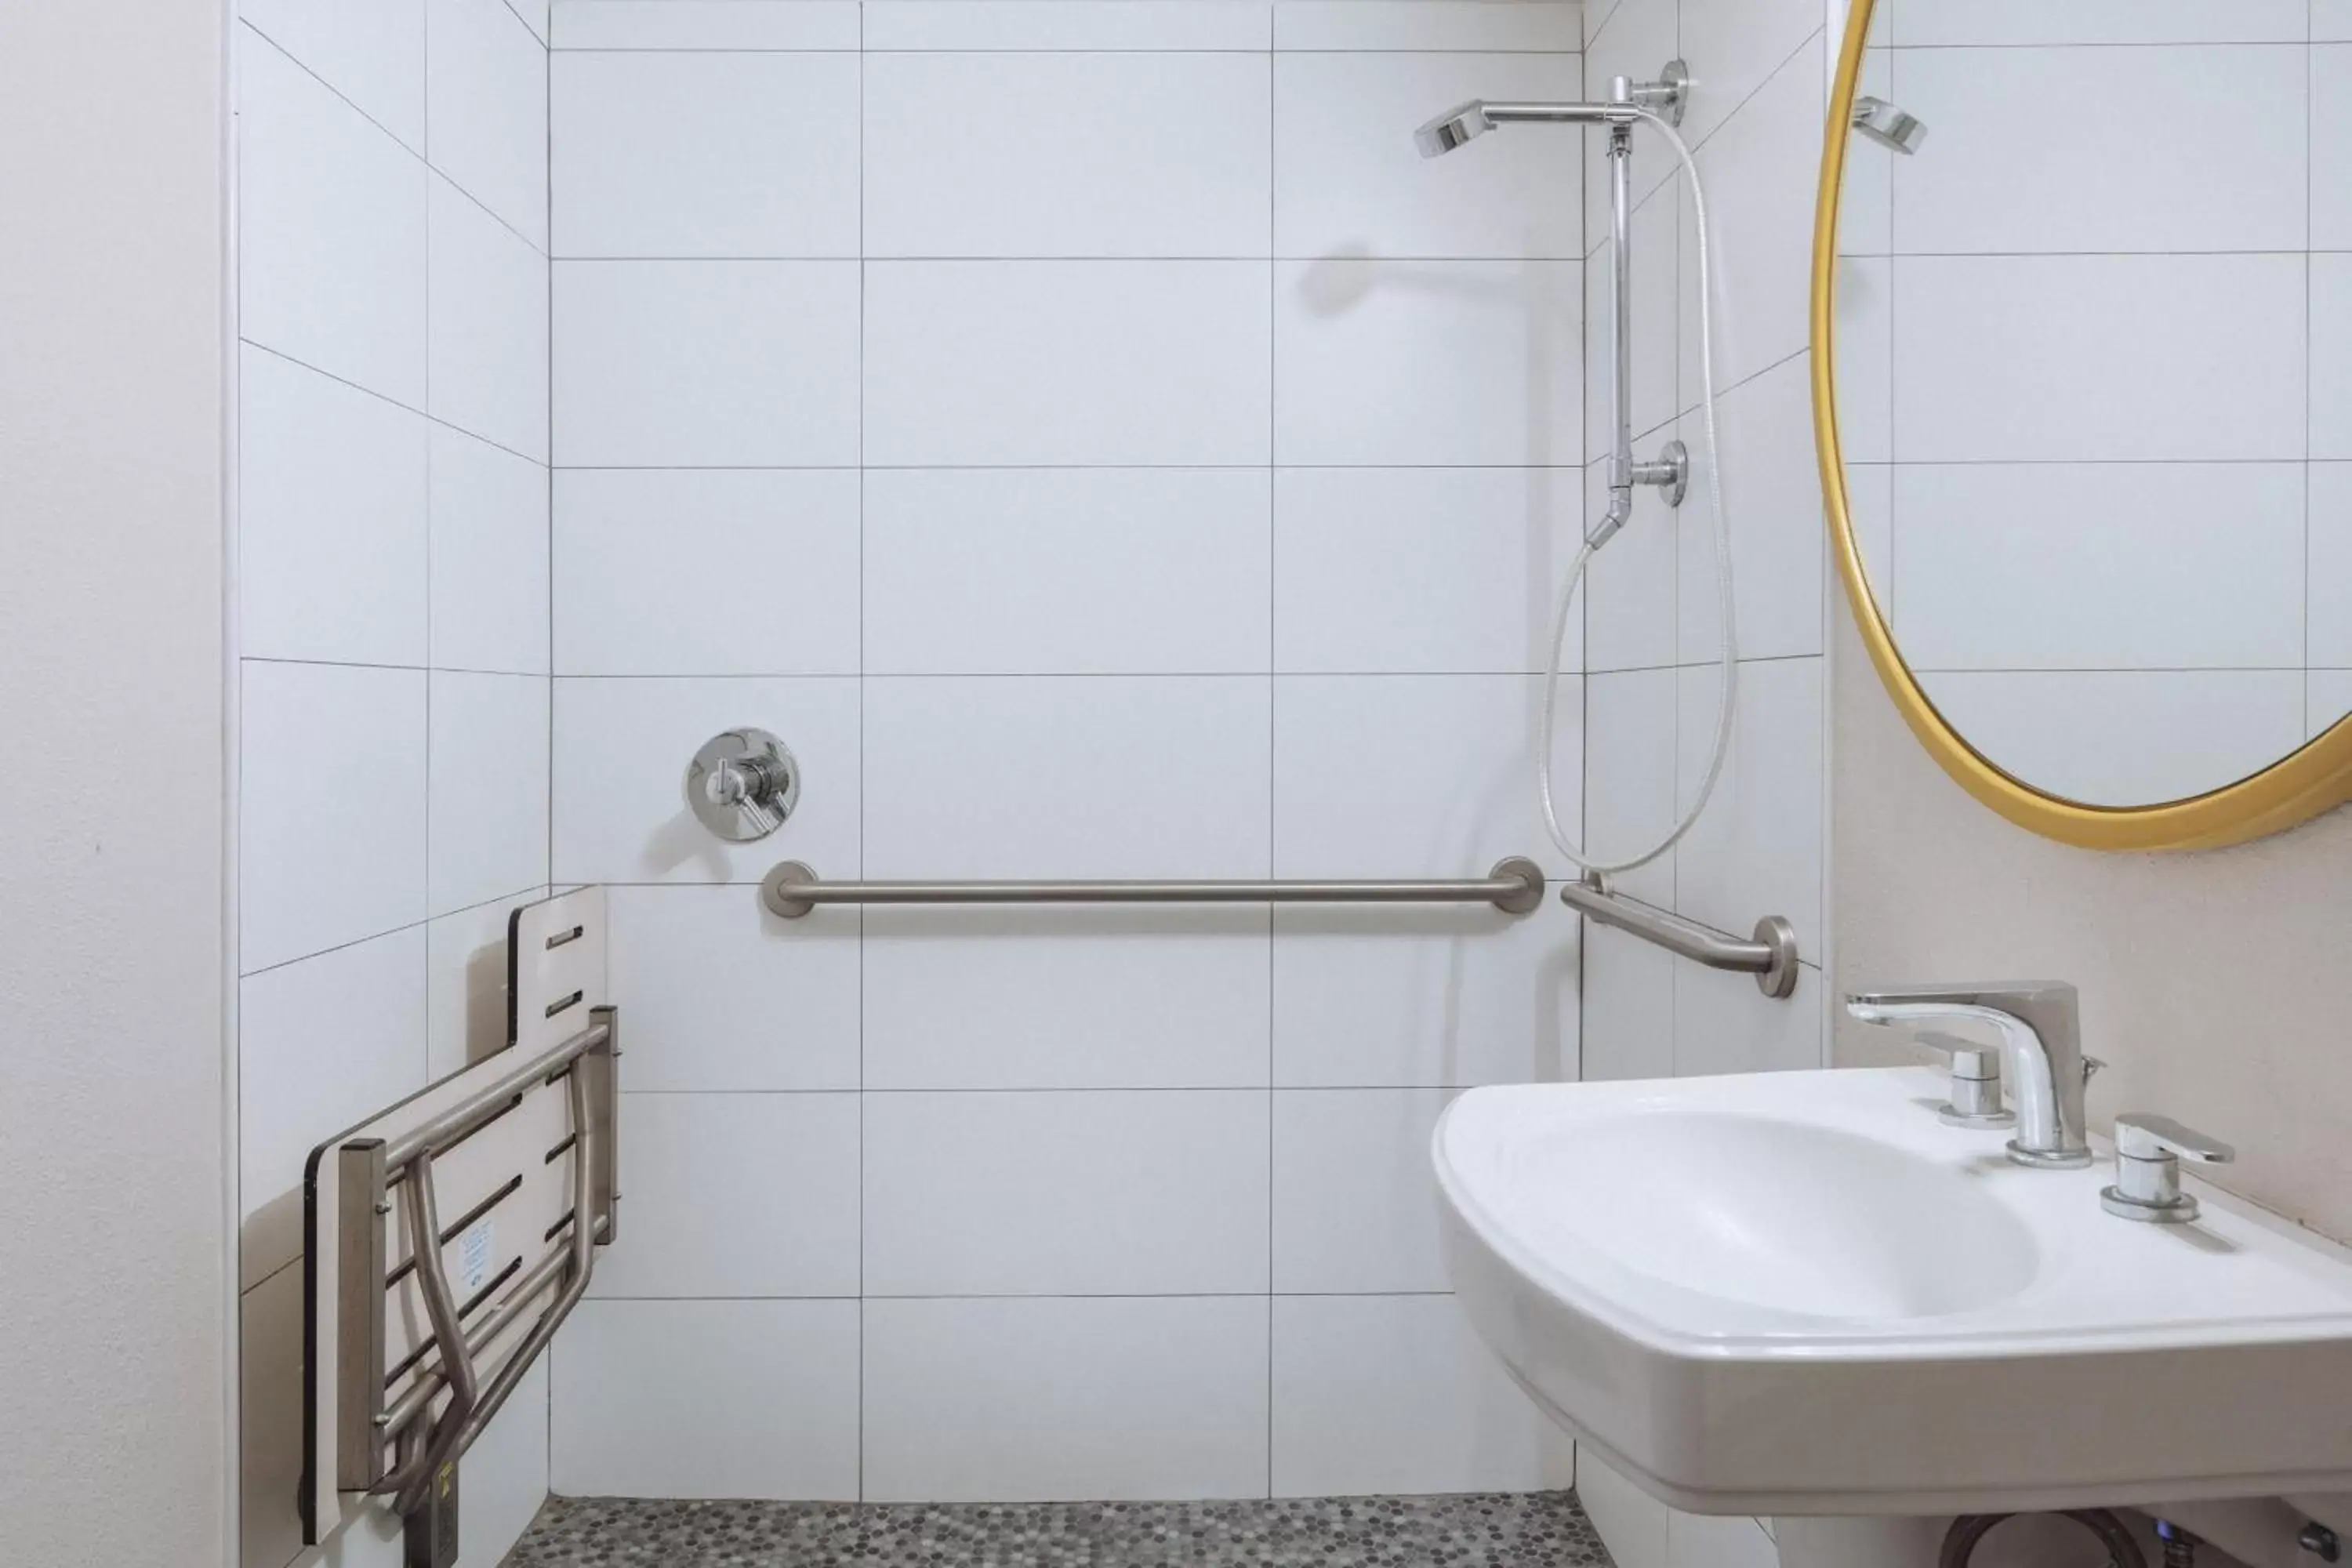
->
[1853,96,1927,155]
[1414,101,1494,158]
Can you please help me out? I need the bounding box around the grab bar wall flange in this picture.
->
[1559,873,1800,999]
[760,856,1549,920]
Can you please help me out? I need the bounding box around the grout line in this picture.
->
[236,881,548,982]
[239,339,550,469]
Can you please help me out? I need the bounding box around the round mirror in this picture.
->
[1814,0,2352,849]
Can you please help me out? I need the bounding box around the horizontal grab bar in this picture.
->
[1557,873,1799,999]
[760,858,1548,919]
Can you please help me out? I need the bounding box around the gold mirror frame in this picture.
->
[1812,0,2352,851]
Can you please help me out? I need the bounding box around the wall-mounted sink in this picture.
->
[1435,1067,2352,1518]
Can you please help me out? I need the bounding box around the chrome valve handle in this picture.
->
[2102,1113,2235,1225]
[684,728,800,842]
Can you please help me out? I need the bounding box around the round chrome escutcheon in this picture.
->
[684,728,800,842]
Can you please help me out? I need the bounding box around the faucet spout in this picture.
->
[1845,982,2092,1170]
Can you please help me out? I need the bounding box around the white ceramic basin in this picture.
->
[1436,1067,2352,1517]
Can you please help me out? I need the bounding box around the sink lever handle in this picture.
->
[1914,1031,2013,1131]
[2103,1112,2236,1225]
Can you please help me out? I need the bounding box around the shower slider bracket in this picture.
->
[301,887,620,1566]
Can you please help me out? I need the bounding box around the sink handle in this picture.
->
[1913,1031,2014,1131]
[2103,1112,2237,1225]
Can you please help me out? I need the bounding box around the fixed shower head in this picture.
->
[1415,101,1494,158]
[1852,96,1927,155]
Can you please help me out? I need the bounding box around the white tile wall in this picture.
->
[236,2,550,1559]
[862,1091,1272,1296]
[554,260,862,466]
[863,470,1271,676]
[546,0,1587,1508]
[1269,1294,1566,1497]
[553,1299,862,1499]
[862,1298,1270,1502]
[865,53,1272,258]
[866,261,1273,466]
[588,1092,862,1298]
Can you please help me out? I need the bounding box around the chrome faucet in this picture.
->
[1845,982,2094,1170]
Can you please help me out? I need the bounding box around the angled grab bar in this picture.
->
[1558,873,1799,999]
[760,858,1548,919]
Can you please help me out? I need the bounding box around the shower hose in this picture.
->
[1537,107,1738,877]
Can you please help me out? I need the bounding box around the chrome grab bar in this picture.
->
[760,857,1550,919]
[1558,873,1799,999]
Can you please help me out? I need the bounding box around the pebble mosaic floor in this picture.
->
[499,1491,1615,1567]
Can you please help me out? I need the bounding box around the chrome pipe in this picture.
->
[761,858,1549,919]
[1559,873,1799,999]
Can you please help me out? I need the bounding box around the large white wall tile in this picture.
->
[240,27,429,406]
[1830,256,1891,466]
[1274,52,1580,262]
[2318,47,2352,251]
[1580,1452,1671,1568]
[1676,354,1825,666]
[1893,254,2307,463]
[1918,670,2308,808]
[1270,1295,1564,1497]
[865,261,1272,466]
[1667,1512,1782,1568]
[1895,2,2307,45]
[238,929,428,1282]
[430,175,550,462]
[240,0,425,151]
[1272,1088,1454,1293]
[554,470,861,676]
[1582,667,1677,906]
[866,53,1270,259]
[1275,259,1581,466]
[2314,466,2352,669]
[1889,463,2305,672]
[241,662,428,972]
[862,1297,1269,1502]
[554,260,861,466]
[1580,922,1675,1083]
[1678,45,1820,405]
[866,2,1270,52]
[1272,674,1575,877]
[863,677,1271,878]
[550,676,861,884]
[862,1091,1271,1295]
[1675,959,1822,1078]
[428,671,550,916]
[866,470,1270,676]
[1581,459,1682,674]
[864,908,1271,1090]
[2321,2,2352,43]
[1890,45,2307,256]
[1272,909,1577,1088]
[430,425,549,675]
[555,1,861,51]
[551,52,860,259]
[1673,656,1821,949]
[587,1092,862,1298]
[605,886,861,1091]
[1672,0,1820,153]
[552,1299,861,1499]
[1276,2,1578,53]
[2319,256,2352,462]
[1274,467,1579,675]
[2313,670,2352,741]
[426,0,549,249]
[239,347,429,667]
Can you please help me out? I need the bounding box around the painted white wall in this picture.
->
[1574,0,1836,1559]
[542,0,1584,1504]
[229,1,555,1564]
[0,3,233,1564]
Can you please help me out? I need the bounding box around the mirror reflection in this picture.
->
[1833,5,2350,808]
